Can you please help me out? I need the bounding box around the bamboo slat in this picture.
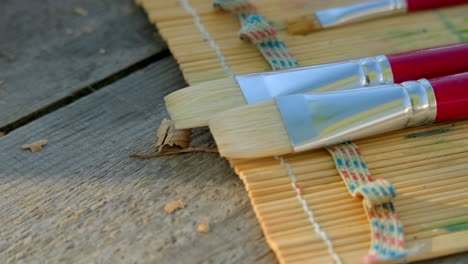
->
[136,0,468,263]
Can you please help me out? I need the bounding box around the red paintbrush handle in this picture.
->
[387,43,468,83]
[430,72,468,122]
[407,0,468,12]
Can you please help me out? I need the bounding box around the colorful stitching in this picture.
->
[327,143,407,262]
[212,1,406,262]
[213,0,299,70]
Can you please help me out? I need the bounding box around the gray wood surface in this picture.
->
[0,0,466,263]
[0,0,165,129]
[1,55,467,264]
[0,57,274,264]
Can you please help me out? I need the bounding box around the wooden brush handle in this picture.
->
[430,72,468,122]
[387,43,468,83]
[407,0,468,12]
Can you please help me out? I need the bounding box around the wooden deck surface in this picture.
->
[0,0,466,263]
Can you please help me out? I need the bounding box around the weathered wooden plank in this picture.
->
[1,55,467,264]
[0,57,275,264]
[0,56,467,263]
[0,0,166,129]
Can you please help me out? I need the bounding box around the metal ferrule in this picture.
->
[236,55,394,104]
[315,0,407,28]
[276,79,437,152]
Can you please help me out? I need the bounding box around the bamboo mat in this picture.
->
[136,0,468,263]
[230,121,468,263]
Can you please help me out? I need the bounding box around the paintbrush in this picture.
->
[286,0,468,35]
[209,72,468,159]
[165,43,468,129]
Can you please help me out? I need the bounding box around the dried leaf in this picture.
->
[73,7,88,16]
[197,222,210,233]
[164,200,185,214]
[0,131,5,137]
[156,118,191,152]
[129,147,218,159]
[21,139,48,152]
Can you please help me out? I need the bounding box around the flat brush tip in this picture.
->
[209,100,293,159]
[164,77,247,129]
[286,14,322,35]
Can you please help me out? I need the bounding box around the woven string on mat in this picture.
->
[213,0,407,262]
[214,0,298,70]
[328,143,406,262]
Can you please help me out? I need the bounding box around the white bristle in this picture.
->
[286,14,322,35]
[165,77,247,129]
[209,100,293,159]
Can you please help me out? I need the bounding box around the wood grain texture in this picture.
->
[0,0,466,262]
[0,57,275,264]
[0,0,166,128]
[0,57,465,264]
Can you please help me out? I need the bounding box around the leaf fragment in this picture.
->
[21,139,48,152]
